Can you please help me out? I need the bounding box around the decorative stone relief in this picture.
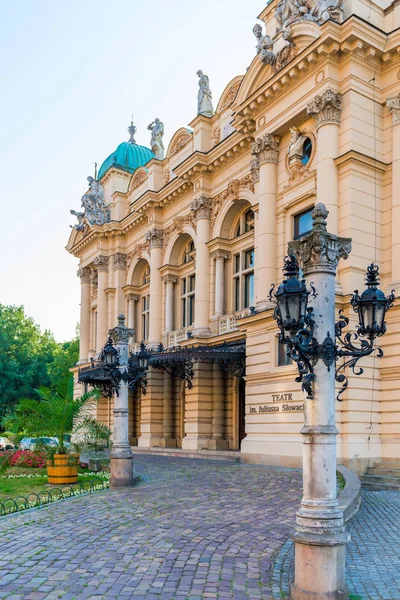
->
[113,253,127,270]
[145,228,164,249]
[93,255,109,272]
[212,127,221,146]
[169,131,192,156]
[109,314,135,345]
[275,0,343,39]
[163,170,171,184]
[197,70,214,117]
[219,81,241,112]
[190,196,213,220]
[90,269,98,298]
[131,170,148,190]
[77,266,91,283]
[307,89,342,129]
[70,177,110,231]
[387,93,400,125]
[147,118,165,159]
[251,134,280,166]
[288,203,351,276]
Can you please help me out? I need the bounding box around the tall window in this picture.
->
[142,265,150,284]
[235,209,255,237]
[183,240,195,263]
[233,248,255,310]
[141,295,150,340]
[277,338,292,366]
[294,207,314,239]
[181,275,195,327]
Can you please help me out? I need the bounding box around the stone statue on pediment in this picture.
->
[275,0,343,35]
[253,24,276,66]
[197,70,214,117]
[71,176,110,231]
[147,118,165,159]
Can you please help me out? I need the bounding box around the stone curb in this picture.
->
[337,464,362,523]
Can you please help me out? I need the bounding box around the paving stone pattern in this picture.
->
[0,456,302,600]
[272,489,400,600]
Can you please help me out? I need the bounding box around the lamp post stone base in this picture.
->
[109,456,134,488]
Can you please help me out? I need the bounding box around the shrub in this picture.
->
[7,449,47,469]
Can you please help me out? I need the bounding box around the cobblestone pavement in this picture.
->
[0,456,302,600]
[272,489,400,600]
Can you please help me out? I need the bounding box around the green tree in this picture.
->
[47,326,79,392]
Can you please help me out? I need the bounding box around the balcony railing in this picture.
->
[167,326,194,348]
[219,309,251,335]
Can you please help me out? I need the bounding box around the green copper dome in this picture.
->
[98,122,155,180]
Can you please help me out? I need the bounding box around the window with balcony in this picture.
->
[181,275,195,327]
[233,248,255,311]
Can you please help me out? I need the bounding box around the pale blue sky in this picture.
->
[0,0,262,341]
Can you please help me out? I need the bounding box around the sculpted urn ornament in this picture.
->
[147,118,165,159]
[71,174,110,232]
[197,70,214,117]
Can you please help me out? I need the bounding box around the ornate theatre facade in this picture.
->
[67,0,400,472]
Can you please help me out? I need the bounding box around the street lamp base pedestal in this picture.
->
[289,539,348,600]
[110,457,134,488]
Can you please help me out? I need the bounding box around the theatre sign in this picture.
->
[249,393,304,414]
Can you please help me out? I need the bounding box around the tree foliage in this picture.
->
[0,305,79,423]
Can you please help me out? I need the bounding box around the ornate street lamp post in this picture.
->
[269,203,394,600]
[108,314,135,488]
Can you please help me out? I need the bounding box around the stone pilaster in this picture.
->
[208,363,228,450]
[146,228,163,347]
[163,275,177,332]
[288,204,351,600]
[93,255,109,352]
[251,134,280,311]
[109,314,135,488]
[159,372,177,448]
[77,266,91,364]
[191,197,212,337]
[387,94,400,287]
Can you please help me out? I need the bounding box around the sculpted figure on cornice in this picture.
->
[275,0,343,36]
[387,93,400,125]
[71,176,110,232]
[147,118,165,159]
[197,70,214,117]
[253,24,276,66]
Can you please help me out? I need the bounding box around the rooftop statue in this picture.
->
[197,70,214,117]
[253,23,276,65]
[70,175,110,231]
[147,118,165,159]
[275,0,343,36]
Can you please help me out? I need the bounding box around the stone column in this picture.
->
[127,294,138,329]
[77,266,91,364]
[113,253,127,323]
[109,314,135,488]
[164,276,177,332]
[307,89,342,236]
[146,228,163,348]
[387,94,400,286]
[159,372,177,448]
[212,251,229,316]
[251,134,280,311]
[208,363,228,450]
[94,255,109,353]
[288,204,352,600]
[191,196,212,337]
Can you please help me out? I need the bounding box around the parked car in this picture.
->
[0,437,15,451]
[18,437,60,450]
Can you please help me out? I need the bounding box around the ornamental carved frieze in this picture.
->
[251,134,280,167]
[169,131,192,156]
[145,228,164,249]
[210,173,255,231]
[190,196,213,220]
[219,81,241,112]
[387,93,400,125]
[288,203,352,276]
[113,253,127,270]
[307,89,342,129]
[130,170,148,191]
[93,255,109,272]
[90,269,98,298]
[77,266,91,283]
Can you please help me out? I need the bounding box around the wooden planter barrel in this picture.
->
[47,454,78,485]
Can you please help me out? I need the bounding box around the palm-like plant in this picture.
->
[4,383,110,458]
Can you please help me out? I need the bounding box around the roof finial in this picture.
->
[94,162,97,180]
[128,117,137,144]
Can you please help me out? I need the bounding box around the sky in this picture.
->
[0,0,263,342]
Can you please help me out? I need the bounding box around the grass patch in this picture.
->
[336,471,346,493]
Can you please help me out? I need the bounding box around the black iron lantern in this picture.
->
[351,264,395,339]
[103,337,118,366]
[274,255,309,333]
[137,341,150,370]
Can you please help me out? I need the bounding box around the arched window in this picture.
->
[142,265,150,284]
[183,240,195,264]
[301,138,312,165]
[234,209,255,237]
